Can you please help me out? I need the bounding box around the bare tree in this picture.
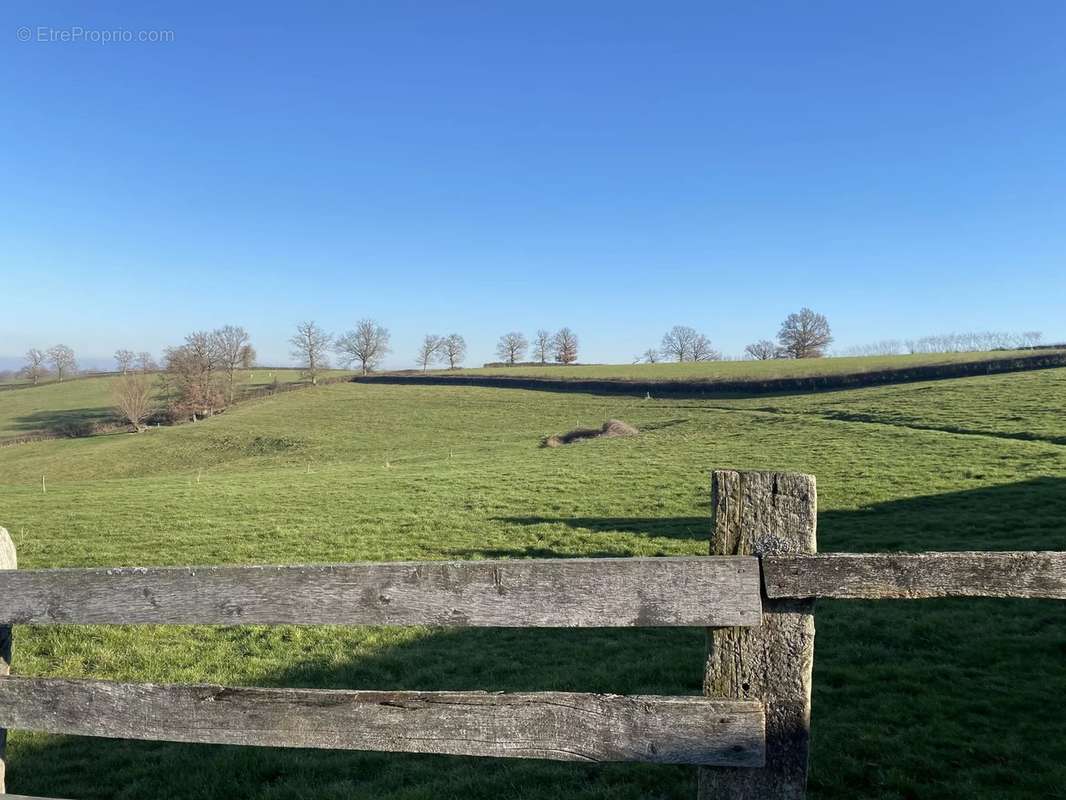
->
[441,334,467,369]
[777,308,832,359]
[660,326,697,362]
[642,348,660,364]
[289,321,333,384]
[744,340,777,360]
[532,329,552,364]
[239,344,256,369]
[496,332,528,365]
[136,352,157,373]
[114,349,135,374]
[112,374,156,432]
[552,327,578,365]
[212,325,253,401]
[160,345,215,420]
[162,332,225,421]
[416,335,443,371]
[690,334,721,361]
[22,348,47,385]
[47,345,77,381]
[335,319,390,375]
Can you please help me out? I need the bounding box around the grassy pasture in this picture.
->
[0,369,351,440]
[457,349,1062,381]
[0,370,1064,798]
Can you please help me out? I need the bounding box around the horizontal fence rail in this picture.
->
[0,677,766,767]
[0,556,763,628]
[764,551,1066,599]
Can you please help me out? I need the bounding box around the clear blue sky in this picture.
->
[2,1,1064,369]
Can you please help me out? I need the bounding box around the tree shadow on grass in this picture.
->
[491,516,710,543]
[818,475,1066,552]
[12,408,116,437]
[9,477,1066,799]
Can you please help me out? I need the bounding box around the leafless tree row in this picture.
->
[19,345,78,384]
[903,331,1043,354]
[841,331,1044,357]
[838,340,905,357]
[495,328,579,365]
[289,319,392,379]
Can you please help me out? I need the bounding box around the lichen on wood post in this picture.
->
[699,470,817,799]
[0,526,17,794]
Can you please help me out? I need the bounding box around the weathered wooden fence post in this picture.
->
[0,526,16,793]
[699,470,817,800]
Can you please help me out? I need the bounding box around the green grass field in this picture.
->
[456,349,1062,381]
[0,368,1064,799]
[0,369,351,440]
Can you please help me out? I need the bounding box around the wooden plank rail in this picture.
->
[0,677,766,767]
[0,556,762,628]
[3,480,1066,799]
[763,552,1066,599]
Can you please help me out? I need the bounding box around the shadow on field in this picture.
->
[11,478,1066,799]
[12,407,115,437]
[492,516,709,542]
[817,475,1066,552]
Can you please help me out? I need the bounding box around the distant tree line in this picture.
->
[14,311,1054,433]
[656,325,721,362]
[288,319,393,380]
[733,308,835,360]
[414,333,467,371]
[634,308,833,364]
[494,328,579,366]
[840,331,1044,357]
[17,345,78,385]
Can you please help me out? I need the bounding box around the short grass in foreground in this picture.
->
[454,348,1061,381]
[0,370,1064,798]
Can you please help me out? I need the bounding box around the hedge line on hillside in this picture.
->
[353,351,1066,397]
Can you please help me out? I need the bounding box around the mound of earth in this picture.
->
[543,419,638,447]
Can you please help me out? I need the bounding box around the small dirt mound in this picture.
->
[543,419,639,447]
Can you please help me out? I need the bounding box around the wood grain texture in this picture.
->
[0,556,762,628]
[700,470,817,800]
[764,551,1066,599]
[0,677,766,767]
[0,526,16,795]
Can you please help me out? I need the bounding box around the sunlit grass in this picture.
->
[0,370,1064,798]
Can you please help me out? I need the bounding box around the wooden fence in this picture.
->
[0,469,1063,798]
